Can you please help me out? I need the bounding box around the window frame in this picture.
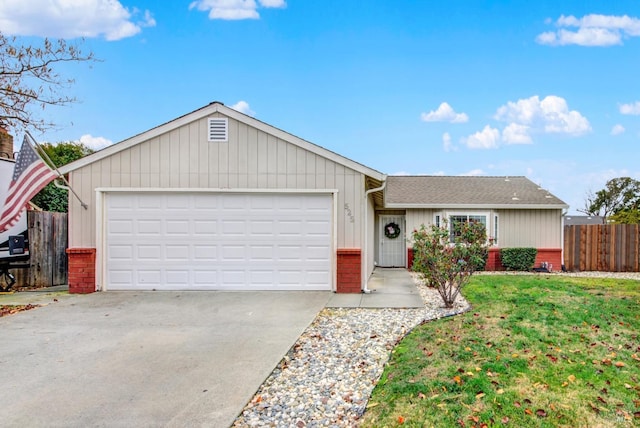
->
[447,212,490,243]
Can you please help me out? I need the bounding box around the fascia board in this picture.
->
[385,203,570,210]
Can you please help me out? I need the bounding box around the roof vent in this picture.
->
[208,118,228,142]
[511,192,519,201]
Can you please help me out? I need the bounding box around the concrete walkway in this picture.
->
[326,267,423,308]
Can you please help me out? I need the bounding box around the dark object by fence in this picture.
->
[10,211,68,287]
[564,224,640,272]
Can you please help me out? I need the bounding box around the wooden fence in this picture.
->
[564,224,640,272]
[10,211,68,287]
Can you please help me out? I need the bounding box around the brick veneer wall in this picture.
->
[412,247,563,272]
[534,249,563,272]
[66,248,96,294]
[336,248,361,293]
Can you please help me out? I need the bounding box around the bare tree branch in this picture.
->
[0,31,95,133]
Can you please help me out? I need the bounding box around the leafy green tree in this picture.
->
[580,177,640,223]
[609,209,640,224]
[0,31,94,133]
[411,219,489,308]
[31,141,93,212]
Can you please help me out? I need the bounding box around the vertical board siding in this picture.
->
[564,224,640,272]
[497,209,563,248]
[68,115,364,249]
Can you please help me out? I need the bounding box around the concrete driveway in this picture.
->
[0,291,330,427]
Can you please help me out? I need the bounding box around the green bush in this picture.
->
[412,220,489,308]
[500,247,537,271]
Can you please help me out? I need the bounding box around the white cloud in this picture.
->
[460,169,485,176]
[501,123,532,144]
[462,125,500,149]
[189,0,286,20]
[494,95,591,136]
[620,101,640,115]
[420,102,469,123]
[79,134,113,150]
[442,132,456,152]
[231,100,255,116]
[611,124,625,135]
[0,0,155,40]
[536,14,640,46]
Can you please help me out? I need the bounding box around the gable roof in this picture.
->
[385,176,568,209]
[59,102,386,181]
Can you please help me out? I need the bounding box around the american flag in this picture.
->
[0,136,58,232]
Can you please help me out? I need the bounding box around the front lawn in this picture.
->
[361,275,640,427]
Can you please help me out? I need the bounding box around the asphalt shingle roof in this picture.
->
[385,176,568,208]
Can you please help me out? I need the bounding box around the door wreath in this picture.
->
[384,222,401,239]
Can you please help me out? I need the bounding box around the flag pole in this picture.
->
[25,131,88,210]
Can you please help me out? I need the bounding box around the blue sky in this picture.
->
[2,0,639,214]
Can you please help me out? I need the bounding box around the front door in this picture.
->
[378,214,406,267]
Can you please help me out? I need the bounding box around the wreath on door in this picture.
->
[384,222,401,239]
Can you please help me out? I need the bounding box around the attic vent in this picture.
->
[208,118,228,142]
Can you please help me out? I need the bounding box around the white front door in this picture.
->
[378,215,405,267]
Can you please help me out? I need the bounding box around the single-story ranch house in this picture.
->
[59,102,569,294]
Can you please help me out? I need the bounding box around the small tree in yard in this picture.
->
[412,220,489,308]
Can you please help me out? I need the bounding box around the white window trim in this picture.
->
[446,211,491,244]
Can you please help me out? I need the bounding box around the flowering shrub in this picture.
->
[411,220,489,308]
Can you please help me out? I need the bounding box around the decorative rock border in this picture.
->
[232,278,469,427]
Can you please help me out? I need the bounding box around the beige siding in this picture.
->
[68,115,365,250]
[405,209,437,249]
[497,209,563,248]
[404,208,563,249]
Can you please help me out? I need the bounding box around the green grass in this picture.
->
[361,275,640,428]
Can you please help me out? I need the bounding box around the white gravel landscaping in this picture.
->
[232,278,469,428]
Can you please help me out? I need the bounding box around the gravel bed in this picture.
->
[232,281,469,428]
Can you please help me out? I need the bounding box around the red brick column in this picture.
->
[407,248,414,271]
[486,248,502,271]
[534,248,563,272]
[336,248,361,293]
[66,248,96,294]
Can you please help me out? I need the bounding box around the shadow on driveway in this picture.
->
[0,291,330,427]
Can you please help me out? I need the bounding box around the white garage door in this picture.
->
[104,192,333,291]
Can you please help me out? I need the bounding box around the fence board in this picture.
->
[564,224,640,272]
[8,211,68,288]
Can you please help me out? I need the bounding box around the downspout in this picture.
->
[363,179,386,294]
[561,208,568,271]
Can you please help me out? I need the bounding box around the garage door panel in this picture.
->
[193,245,218,260]
[166,220,189,235]
[194,220,217,235]
[137,245,161,260]
[105,193,332,291]
[109,220,133,234]
[165,270,189,284]
[138,220,162,235]
[165,245,190,261]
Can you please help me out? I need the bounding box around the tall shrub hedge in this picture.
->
[500,248,537,271]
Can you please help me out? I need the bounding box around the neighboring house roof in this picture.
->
[385,176,569,209]
[59,102,386,181]
[564,215,605,225]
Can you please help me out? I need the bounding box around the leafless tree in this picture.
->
[0,31,94,133]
